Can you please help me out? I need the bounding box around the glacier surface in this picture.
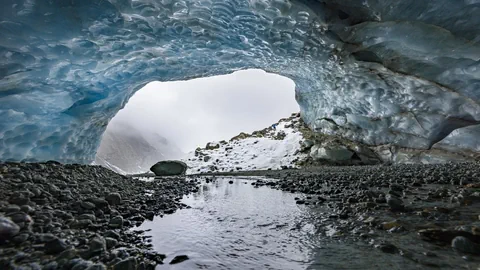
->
[0,0,479,163]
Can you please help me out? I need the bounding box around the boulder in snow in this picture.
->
[205,142,220,150]
[150,161,187,176]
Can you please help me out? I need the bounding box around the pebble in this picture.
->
[105,237,118,249]
[89,235,107,254]
[170,255,189,264]
[86,264,107,270]
[113,257,137,270]
[44,238,69,255]
[106,193,122,205]
[375,242,398,254]
[109,216,124,228]
[452,236,480,255]
[81,201,96,210]
[386,194,404,211]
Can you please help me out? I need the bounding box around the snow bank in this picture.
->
[183,115,306,174]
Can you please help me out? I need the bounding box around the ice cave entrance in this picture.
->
[95,69,298,174]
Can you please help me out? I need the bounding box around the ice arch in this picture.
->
[0,0,479,163]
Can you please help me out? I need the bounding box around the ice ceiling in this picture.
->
[0,0,479,163]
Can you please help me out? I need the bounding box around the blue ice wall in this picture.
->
[0,0,479,163]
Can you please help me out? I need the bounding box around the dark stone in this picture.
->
[0,216,20,241]
[56,248,78,261]
[85,264,107,270]
[105,193,122,205]
[113,257,137,270]
[45,238,69,255]
[109,216,124,229]
[12,233,29,244]
[88,198,109,209]
[386,194,404,211]
[375,242,398,254]
[88,235,106,254]
[69,258,93,270]
[36,233,57,243]
[169,255,189,264]
[150,161,187,176]
[42,261,59,270]
[80,201,96,210]
[452,236,480,254]
[104,230,120,239]
[105,237,118,249]
[71,219,93,229]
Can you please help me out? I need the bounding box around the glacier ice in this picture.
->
[0,0,479,163]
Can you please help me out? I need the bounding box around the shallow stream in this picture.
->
[137,177,457,269]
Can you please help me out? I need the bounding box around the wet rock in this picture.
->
[20,205,34,214]
[150,161,187,176]
[104,230,120,239]
[89,198,109,209]
[113,257,137,270]
[386,194,404,211]
[85,264,107,270]
[7,212,32,224]
[81,201,96,210]
[105,237,118,249]
[375,242,398,254]
[12,233,29,244]
[106,193,122,205]
[452,236,480,255]
[70,258,94,270]
[4,204,21,213]
[89,235,107,255]
[0,216,20,241]
[418,229,480,244]
[381,220,401,230]
[56,248,78,261]
[71,219,93,229]
[78,214,96,222]
[45,238,69,255]
[109,216,124,229]
[43,261,59,270]
[170,255,189,264]
[36,233,57,243]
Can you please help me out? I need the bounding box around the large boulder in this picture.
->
[150,161,187,176]
[0,216,20,242]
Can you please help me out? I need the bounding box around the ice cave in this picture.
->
[1,0,480,164]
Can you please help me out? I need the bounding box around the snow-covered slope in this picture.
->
[183,113,306,174]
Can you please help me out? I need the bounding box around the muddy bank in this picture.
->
[0,162,199,270]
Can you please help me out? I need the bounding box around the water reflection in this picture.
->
[137,177,471,270]
[138,177,319,269]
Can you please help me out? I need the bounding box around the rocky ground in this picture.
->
[2,160,480,269]
[0,162,199,270]
[204,163,480,268]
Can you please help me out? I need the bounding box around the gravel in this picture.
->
[0,162,199,269]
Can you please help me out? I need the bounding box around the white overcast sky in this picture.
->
[106,69,299,153]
